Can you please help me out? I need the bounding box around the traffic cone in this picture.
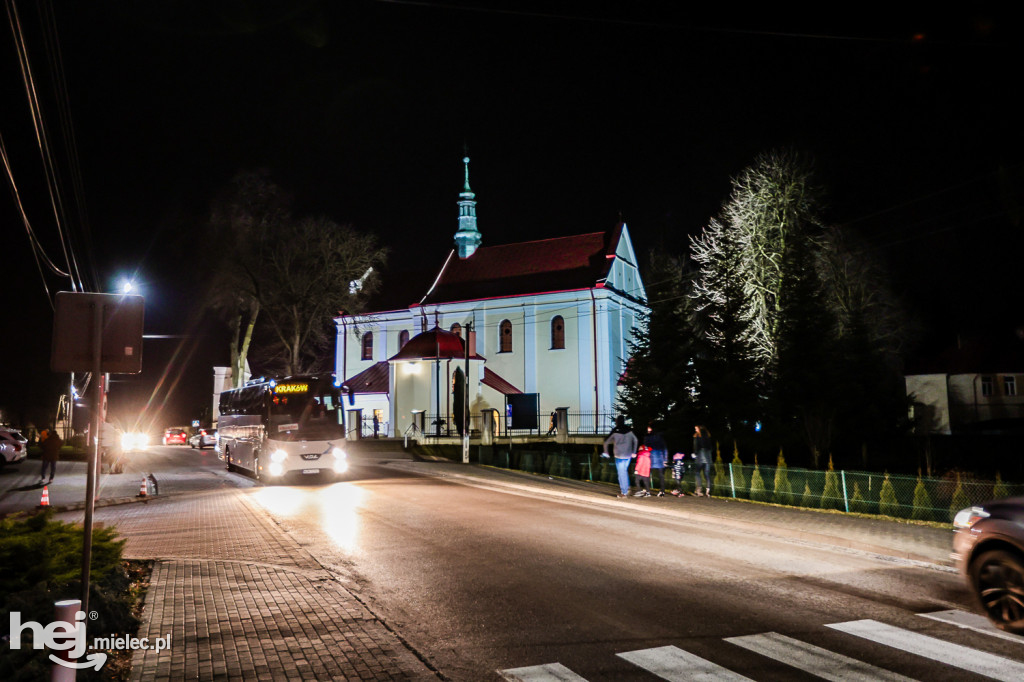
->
[138,477,148,497]
[39,485,50,507]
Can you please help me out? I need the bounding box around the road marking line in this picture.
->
[827,619,1024,682]
[919,609,1024,645]
[725,631,916,681]
[616,645,753,681]
[498,663,588,681]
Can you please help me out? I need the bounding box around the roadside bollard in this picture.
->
[138,477,148,497]
[51,599,81,682]
[147,473,159,495]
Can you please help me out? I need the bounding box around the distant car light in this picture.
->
[121,432,149,450]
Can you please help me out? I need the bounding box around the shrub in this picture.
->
[912,472,934,521]
[949,473,971,522]
[730,442,747,497]
[993,472,1010,499]
[820,455,842,510]
[773,449,794,506]
[0,512,140,681]
[850,482,869,514]
[712,443,729,496]
[878,473,900,517]
[749,457,768,502]
[801,480,817,508]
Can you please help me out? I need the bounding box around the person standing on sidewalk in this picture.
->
[604,416,638,498]
[39,426,62,484]
[644,424,668,497]
[693,425,713,497]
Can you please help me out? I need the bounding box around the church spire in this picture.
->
[454,155,482,259]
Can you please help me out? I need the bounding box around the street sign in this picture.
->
[51,292,145,374]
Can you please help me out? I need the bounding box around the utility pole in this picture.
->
[463,322,471,463]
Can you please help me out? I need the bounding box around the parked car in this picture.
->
[189,428,216,449]
[0,427,28,466]
[162,427,189,446]
[952,497,1024,634]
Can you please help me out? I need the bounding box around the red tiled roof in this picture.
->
[418,225,622,305]
[341,361,389,394]
[482,367,522,395]
[387,327,485,362]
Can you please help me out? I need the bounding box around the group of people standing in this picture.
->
[603,417,713,499]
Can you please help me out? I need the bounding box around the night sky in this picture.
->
[2,2,1021,430]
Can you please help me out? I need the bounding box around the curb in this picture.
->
[387,461,955,570]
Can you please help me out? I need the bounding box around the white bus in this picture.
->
[217,375,349,482]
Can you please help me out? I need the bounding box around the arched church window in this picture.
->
[499,320,513,353]
[361,332,373,360]
[551,316,565,350]
[450,323,462,337]
[399,329,410,349]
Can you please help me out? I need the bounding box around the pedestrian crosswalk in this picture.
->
[498,610,1024,681]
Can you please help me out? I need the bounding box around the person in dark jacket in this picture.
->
[693,425,713,496]
[603,416,638,498]
[39,427,62,484]
[643,424,668,497]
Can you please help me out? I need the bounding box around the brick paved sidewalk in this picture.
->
[58,490,438,681]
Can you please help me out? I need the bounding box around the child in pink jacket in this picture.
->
[633,445,653,497]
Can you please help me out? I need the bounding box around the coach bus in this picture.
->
[217,374,349,481]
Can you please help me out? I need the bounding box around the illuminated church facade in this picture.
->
[334,158,648,438]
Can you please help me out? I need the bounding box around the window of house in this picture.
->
[1005,376,1017,397]
[981,376,993,397]
[450,323,462,337]
[361,332,373,360]
[499,320,512,353]
[399,329,410,349]
[551,315,565,349]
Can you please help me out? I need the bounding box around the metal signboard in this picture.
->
[51,292,145,374]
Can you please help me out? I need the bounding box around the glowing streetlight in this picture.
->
[121,279,134,294]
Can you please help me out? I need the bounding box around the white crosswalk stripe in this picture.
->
[919,609,1024,645]
[616,645,753,681]
[725,631,916,681]
[501,610,1024,682]
[498,662,589,681]
[827,618,1024,682]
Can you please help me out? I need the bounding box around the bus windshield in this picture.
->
[267,380,345,441]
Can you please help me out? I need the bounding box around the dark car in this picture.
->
[163,427,188,446]
[189,428,216,449]
[952,497,1024,634]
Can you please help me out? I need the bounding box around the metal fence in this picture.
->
[416,411,617,438]
[479,447,1024,524]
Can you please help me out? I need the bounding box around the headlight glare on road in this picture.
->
[953,506,989,529]
[271,449,288,463]
[268,461,284,477]
[332,447,346,460]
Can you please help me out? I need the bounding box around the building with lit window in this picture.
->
[334,158,648,438]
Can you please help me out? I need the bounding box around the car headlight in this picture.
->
[332,447,346,459]
[953,506,989,529]
[271,449,288,463]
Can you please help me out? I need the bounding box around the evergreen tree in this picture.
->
[949,473,971,522]
[820,455,842,510]
[912,473,934,521]
[850,482,868,514]
[993,472,1010,498]
[712,443,729,496]
[879,473,899,517]
[749,456,768,502]
[773,449,794,506]
[801,480,817,508]
[730,442,747,497]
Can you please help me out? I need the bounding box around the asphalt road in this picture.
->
[10,444,1024,680]
[247,455,1024,681]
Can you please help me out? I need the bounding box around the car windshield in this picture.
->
[268,381,345,441]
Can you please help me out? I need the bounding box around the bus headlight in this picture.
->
[271,449,288,463]
[268,462,284,476]
[333,459,349,474]
[332,447,346,460]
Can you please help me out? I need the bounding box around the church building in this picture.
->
[334,158,648,438]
